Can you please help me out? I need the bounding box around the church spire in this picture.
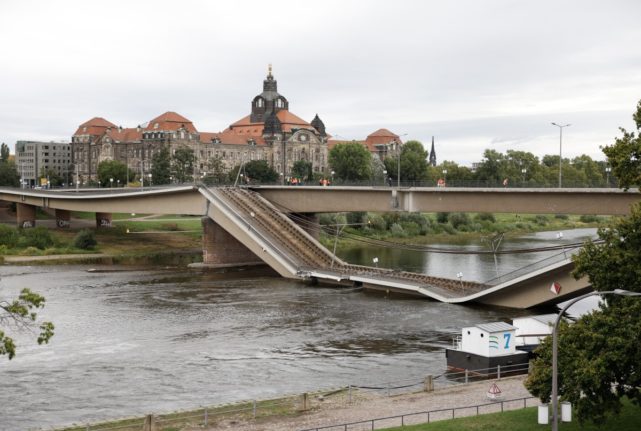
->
[268,63,273,78]
[428,136,437,166]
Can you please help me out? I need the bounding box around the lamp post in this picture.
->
[331,170,335,184]
[148,173,152,187]
[551,289,641,431]
[109,177,113,191]
[522,168,527,185]
[605,166,611,188]
[383,170,387,186]
[551,123,570,188]
[442,169,448,185]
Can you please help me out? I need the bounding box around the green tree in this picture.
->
[474,149,507,184]
[384,140,428,184]
[525,201,641,424]
[1,288,54,359]
[0,160,20,187]
[39,168,64,187]
[97,160,131,187]
[291,160,313,181]
[602,99,641,189]
[329,142,372,182]
[203,156,227,185]
[0,143,10,162]
[427,161,474,185]
[229,160,278,184]
[171,146,195,183]
[151,145,171,185]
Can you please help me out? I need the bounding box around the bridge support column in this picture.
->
[55,209,71,228]
[293,212,319,239]
[202,217,262,267]
[16,203,36,228]
[96,212,112,228]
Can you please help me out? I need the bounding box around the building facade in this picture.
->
[71,68,330,184]
[15,140,72,187]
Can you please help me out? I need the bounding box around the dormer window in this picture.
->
[154,123,159,129]
[83,127,87,132]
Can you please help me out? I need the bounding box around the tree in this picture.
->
[228,160,278,184]
[328,142,372,182]
[474,149,507,184]
[0,160,20,187]
[171,146,195,183]
[39,168,64,187]
[1,288,54,359]
[384,140,428,184]
[602,99,641,189]
[0,143,10,162]
[97,160,131,187]
[151,145,171,185]
[203,156,227,185]
[291,160,313,181]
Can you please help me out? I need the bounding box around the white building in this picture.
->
[15,140,72,187]
[512,314,556,346]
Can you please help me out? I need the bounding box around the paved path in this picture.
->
[190,376,536,431]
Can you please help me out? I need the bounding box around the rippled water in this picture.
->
[0,228,596,430]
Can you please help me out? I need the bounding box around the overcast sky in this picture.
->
[1,0,640,165]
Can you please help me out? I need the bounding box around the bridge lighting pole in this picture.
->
[551,289,641,431]
[395,134,407,188]
[522,168,527,185]
[605,166,611,187]
[551,123,570,188]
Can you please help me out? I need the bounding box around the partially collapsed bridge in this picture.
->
[2,185,639,308]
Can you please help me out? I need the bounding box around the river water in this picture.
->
[1,228,596,430]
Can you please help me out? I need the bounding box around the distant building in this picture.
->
[15,140,72,187]
[328,128,404,161]
[428,136,436,166]
[71,66,332,183]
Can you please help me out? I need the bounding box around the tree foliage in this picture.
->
[0,160,20,187]
[151,145,171,185]
[329,142,372,181]
[602,99,641,190]
[203,156,227,185]
[291,160,313,180]
[525,201,641,424]
[0,143,10,162]
[229,160,278,184]
[97,160,131,187]
[1,288,54,359]
[171,146,195,183]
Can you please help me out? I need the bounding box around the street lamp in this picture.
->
[383,169,387,186]
[117,179,120,188]
[110,178,114,189]
[551,123,571,188]
[331,170,335,184]
[521,168,527,184]
[148,173,152,187]
[551,289,641,431]
[442,169,448,185]
[605,166,611,188]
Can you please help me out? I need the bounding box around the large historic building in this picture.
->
[71,67,405,183]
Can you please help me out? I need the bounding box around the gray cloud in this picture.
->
[1,0,639,166]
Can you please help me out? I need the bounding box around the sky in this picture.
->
[1,0,640,165]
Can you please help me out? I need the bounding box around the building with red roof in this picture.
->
[70,67,402,184]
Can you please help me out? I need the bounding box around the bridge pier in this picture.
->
[96,212,112,228]
[202,217,262,267]
[55,209,71,228]
[293,213,320,239]
[16,203,36,228]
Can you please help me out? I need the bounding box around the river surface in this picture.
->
[0,228,596,430]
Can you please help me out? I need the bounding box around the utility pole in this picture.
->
[551,123,570,188]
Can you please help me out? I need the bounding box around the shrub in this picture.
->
[18,227,54,249]
[161,223,179,231]
[0,224,19,248]
[346,211,367,226]
[579,214,600,223]
[534,215,549,225]
[390,223,405,236]
[400,221,421,236]
[448,212,471,229]
[436,212,449,224]
[73,229,97,250]
[368,214,387,231]
[474,213,496,223]
[18,246,42,256]
[554,214,569,220]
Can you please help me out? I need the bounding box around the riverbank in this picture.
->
[55,375,533,431]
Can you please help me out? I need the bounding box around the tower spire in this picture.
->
[268,63,272,78]
[429,136,437,166]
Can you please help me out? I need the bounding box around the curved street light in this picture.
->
[551,289,641,430]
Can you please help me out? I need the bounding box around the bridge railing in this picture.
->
[482,247,581,286]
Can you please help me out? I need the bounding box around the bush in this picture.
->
[73,229,97,250]
[579,214,600,223]
[390,223,405,236]
[18,246,42,256]
[346,211,367,226]
[18,227,54,249]
[436,212,449,224]
[368,214,387,231]
[554,214,569,220]
[474,213,496,223]
[400,221,421,236]
[448,212,471,229]
[533,215,549,225]
[0,224,19,248]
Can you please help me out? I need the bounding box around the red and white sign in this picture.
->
[550,282,561,295]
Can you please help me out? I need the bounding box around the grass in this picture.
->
[381,400,641,431]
